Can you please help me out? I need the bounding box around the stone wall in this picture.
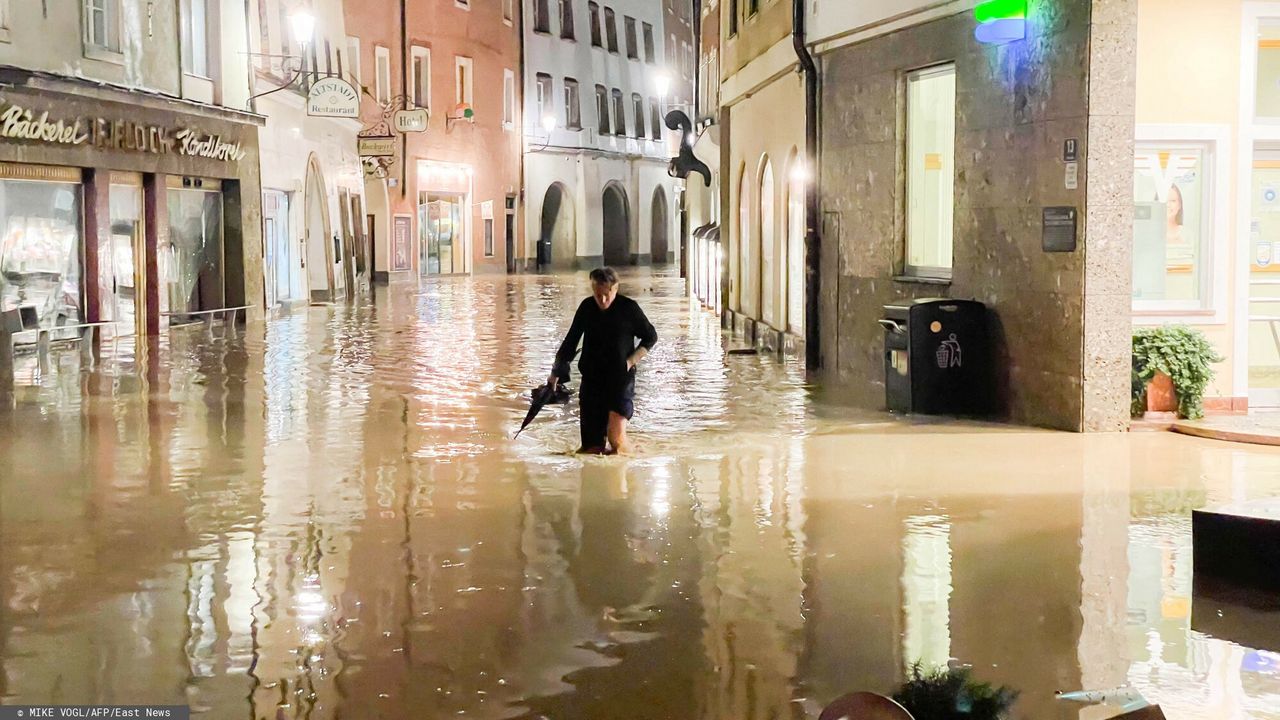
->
[816,0,1134,431]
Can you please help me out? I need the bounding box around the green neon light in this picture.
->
[974,0,1027,23]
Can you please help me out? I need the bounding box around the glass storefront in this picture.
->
[419,193,463,276]
[1132,145,1210,310]
[0,175,83,342]
[164,184,224,319]
[104,178,143,337]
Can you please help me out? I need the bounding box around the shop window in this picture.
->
[643,23,655,64]
[84,0,121,54]
[0,178,83,338]
[625,16,638,59]
[559,0,575,40]
[164,188,224,317]
[632,93,646,139]
[904,64,956,280]
[605,8,618,53]
[411,47,431,109]
[611,88,626,136]
[375,46,391,105]
[564,78,581,130]
[588,2,602,47]
[1133,144,1212,311]
[1258,23,1280,119]
[595,84,610,135]
[533,0,551,33]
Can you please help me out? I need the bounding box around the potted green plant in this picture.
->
[1131,326,1223,420]
[892,663,1018,720]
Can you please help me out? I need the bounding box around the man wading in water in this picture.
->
[549,268,658,455]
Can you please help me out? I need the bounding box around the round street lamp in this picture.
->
[542,115,558,134]
[653,72,671,98]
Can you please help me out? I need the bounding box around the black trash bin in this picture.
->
[879,299,991,416]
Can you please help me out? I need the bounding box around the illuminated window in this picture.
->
[905,64,956,279]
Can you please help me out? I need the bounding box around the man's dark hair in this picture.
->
[589,267,619,286]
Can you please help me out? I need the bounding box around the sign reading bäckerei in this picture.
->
[307,78,360,118]
[0,98,247,162]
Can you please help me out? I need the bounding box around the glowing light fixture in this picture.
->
[288,11,315,47]
[974,0,1026,44]
[542,114,558,133]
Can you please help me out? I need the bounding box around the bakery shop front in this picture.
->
[0,70,264,347]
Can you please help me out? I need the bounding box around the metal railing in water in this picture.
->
[1,305,252,385]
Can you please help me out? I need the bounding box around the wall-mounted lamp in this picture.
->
[245,10,318,108]
[974,0,1026,44]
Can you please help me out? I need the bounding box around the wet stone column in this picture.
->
[1082,0,1138,431]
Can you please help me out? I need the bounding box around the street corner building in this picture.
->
[0,0,266,343]
[523,0,682,271]
[345,0,525,281]
[804,0,1137,432]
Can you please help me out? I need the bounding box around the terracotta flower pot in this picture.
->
[1145,371,1178,417]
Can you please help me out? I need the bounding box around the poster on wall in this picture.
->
[393,215,412,272]
[1132,147,1206,304]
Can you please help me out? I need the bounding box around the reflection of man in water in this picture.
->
[549,268,658,455]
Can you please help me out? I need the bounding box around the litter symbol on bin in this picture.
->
[936,334,962,369]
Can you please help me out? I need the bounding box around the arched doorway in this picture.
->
[602,183,630,266]
[304,156,334,302]
[540,183,577,268]
[650,188,669,264]
[759,158,776,326]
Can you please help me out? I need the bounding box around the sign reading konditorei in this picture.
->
[0,99,246,162]
[307,78,360,118]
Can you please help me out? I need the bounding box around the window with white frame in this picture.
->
[411,47,431,109]
[536,73,554,125]
[642,23,654,64]
[595,84,609,134]
[632,93,645,139]
[534,0,551,33]
[181,0,211,77]
[455,56,473,107]
[504,0,514,23]
[564,78,581,129]
[84,0,121,54]
[503,69,516,128]
[375,46,392,105]
[1133,142,1215,311]
[905,64,956,279]
[611,88,626,136]
[559,0,575,40]
[346,37,361,88]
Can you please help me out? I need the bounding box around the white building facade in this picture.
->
[523,0,679,269]
[249,0,366,307]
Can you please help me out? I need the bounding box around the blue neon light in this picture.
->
[974,17,1027,44]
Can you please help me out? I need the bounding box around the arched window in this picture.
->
[759,158,775,324]
[737,167,750,314]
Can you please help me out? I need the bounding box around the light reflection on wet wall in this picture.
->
[1,269,1279,720]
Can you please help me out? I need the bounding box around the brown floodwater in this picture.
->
[2,268,1280,720]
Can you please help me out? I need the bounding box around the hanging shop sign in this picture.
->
[393,108,429,133]
[358,135,396,157]
[974,0,1027,44]
[0,99,246,162]
[307,78,361,118]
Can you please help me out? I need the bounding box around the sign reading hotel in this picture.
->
[393,108,428,133]
[0,98,246,162]
[307,78,360,118]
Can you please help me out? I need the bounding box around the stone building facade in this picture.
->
[809,0,1135,432]
[0,0,265,348]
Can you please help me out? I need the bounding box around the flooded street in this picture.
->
[2,269,1280,720]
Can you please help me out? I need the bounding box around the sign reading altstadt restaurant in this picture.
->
[307,78,360,119]
[0,98,247,162]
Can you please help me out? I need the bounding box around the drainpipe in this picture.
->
[517,0,528,270]
[400,0,408,200]
[792,0,820,372]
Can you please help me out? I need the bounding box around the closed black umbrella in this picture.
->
[515,383,573,437]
